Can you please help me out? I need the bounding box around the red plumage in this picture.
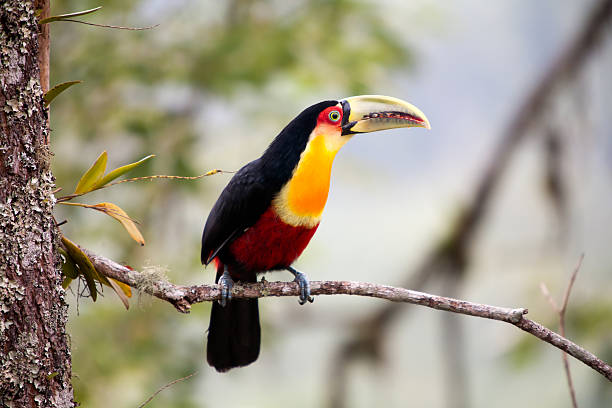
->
[228,207,318,275]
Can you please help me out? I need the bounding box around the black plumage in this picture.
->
[202,100,338,372]
[206,265,260,372]
[201,100,337,267]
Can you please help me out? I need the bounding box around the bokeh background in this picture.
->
[50,0,612,407]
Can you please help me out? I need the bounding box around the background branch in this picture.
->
[137,372,198,408]
[84,249,612,383]
[327,1,612,405]
[540,254,585,408]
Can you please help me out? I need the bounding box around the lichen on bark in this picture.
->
[0,1,74,406]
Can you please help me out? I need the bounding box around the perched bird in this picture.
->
[201,95,430,372]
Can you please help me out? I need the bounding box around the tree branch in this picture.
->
[84,249,612,383]
[540,254,585,408]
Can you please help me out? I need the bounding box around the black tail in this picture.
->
[206,264,260,372]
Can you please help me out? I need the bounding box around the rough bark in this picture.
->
[0,1,73,407]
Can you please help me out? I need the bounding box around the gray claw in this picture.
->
[218,267,234,307]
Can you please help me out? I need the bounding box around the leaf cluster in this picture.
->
[57,151,153,307]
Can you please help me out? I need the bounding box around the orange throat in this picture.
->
[272,134,341,228]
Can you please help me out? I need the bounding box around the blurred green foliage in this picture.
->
[47,1,612,406]
[50,0,413,406]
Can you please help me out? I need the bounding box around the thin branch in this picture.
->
[540,254,585,408]
[137,372,197,408]
[58,19,159,31]
[102,169,233,188]
[560,254,584,314]
[559,256,584,408]
[56,169,229,203]
[83,249,612,383]
[540,282,559,312]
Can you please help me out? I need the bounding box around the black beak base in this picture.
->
[340,100,356,136]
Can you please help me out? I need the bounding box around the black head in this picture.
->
[259,100,338,179]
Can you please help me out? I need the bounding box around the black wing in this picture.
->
[201,160,275,265]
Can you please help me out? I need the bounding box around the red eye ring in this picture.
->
[328,110,341,122]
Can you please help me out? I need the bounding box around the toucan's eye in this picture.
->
[328,110,341,122]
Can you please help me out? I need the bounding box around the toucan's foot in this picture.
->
[287,266,314,305]
[218,267,234,307]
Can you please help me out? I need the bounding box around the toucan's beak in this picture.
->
[340,95,431,135]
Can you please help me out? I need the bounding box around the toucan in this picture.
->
[201,95,430,372]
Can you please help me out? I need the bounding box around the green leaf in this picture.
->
[61,234,132,308]
[59,248,79,279]
[94,155,155,189]
[61,236,104,300]
[39,6,102,24]
[43,81,81,106]
[62,277,73,290]
[74,151,108,195]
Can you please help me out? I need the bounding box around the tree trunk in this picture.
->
[0,1,73,406]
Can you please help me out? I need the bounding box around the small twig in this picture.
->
[137,372,197,408]
[102,169,232,188]
[539,282,559,311]
[56,169,229,203]
[559,255,584,408]
[56,194,80,203]
[82,248,612,383]
[58,19,159,31]
[540,254,585,408]
[560,254,584,314]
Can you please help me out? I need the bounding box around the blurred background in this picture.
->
[50,0,612,407]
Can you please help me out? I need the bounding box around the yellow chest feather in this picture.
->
[272,135,339,228]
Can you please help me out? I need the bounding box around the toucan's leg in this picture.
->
[218,265,234,307]
[286,266,314,305]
